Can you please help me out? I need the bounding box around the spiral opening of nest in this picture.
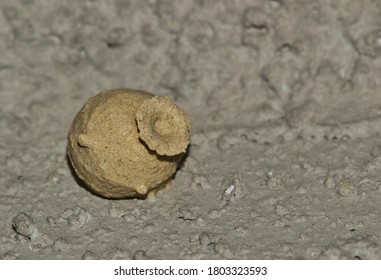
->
[136,96,191,156]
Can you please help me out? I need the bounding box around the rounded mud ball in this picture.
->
[67,88,191,199]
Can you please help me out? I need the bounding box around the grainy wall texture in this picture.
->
[1,0,381,259]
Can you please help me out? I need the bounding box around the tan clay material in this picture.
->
[67,88,191,199]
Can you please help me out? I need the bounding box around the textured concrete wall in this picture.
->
[1,0,381,259]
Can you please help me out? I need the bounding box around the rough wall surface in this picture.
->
[1,0,381,259]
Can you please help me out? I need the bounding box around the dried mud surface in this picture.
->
[1,0,381,259]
